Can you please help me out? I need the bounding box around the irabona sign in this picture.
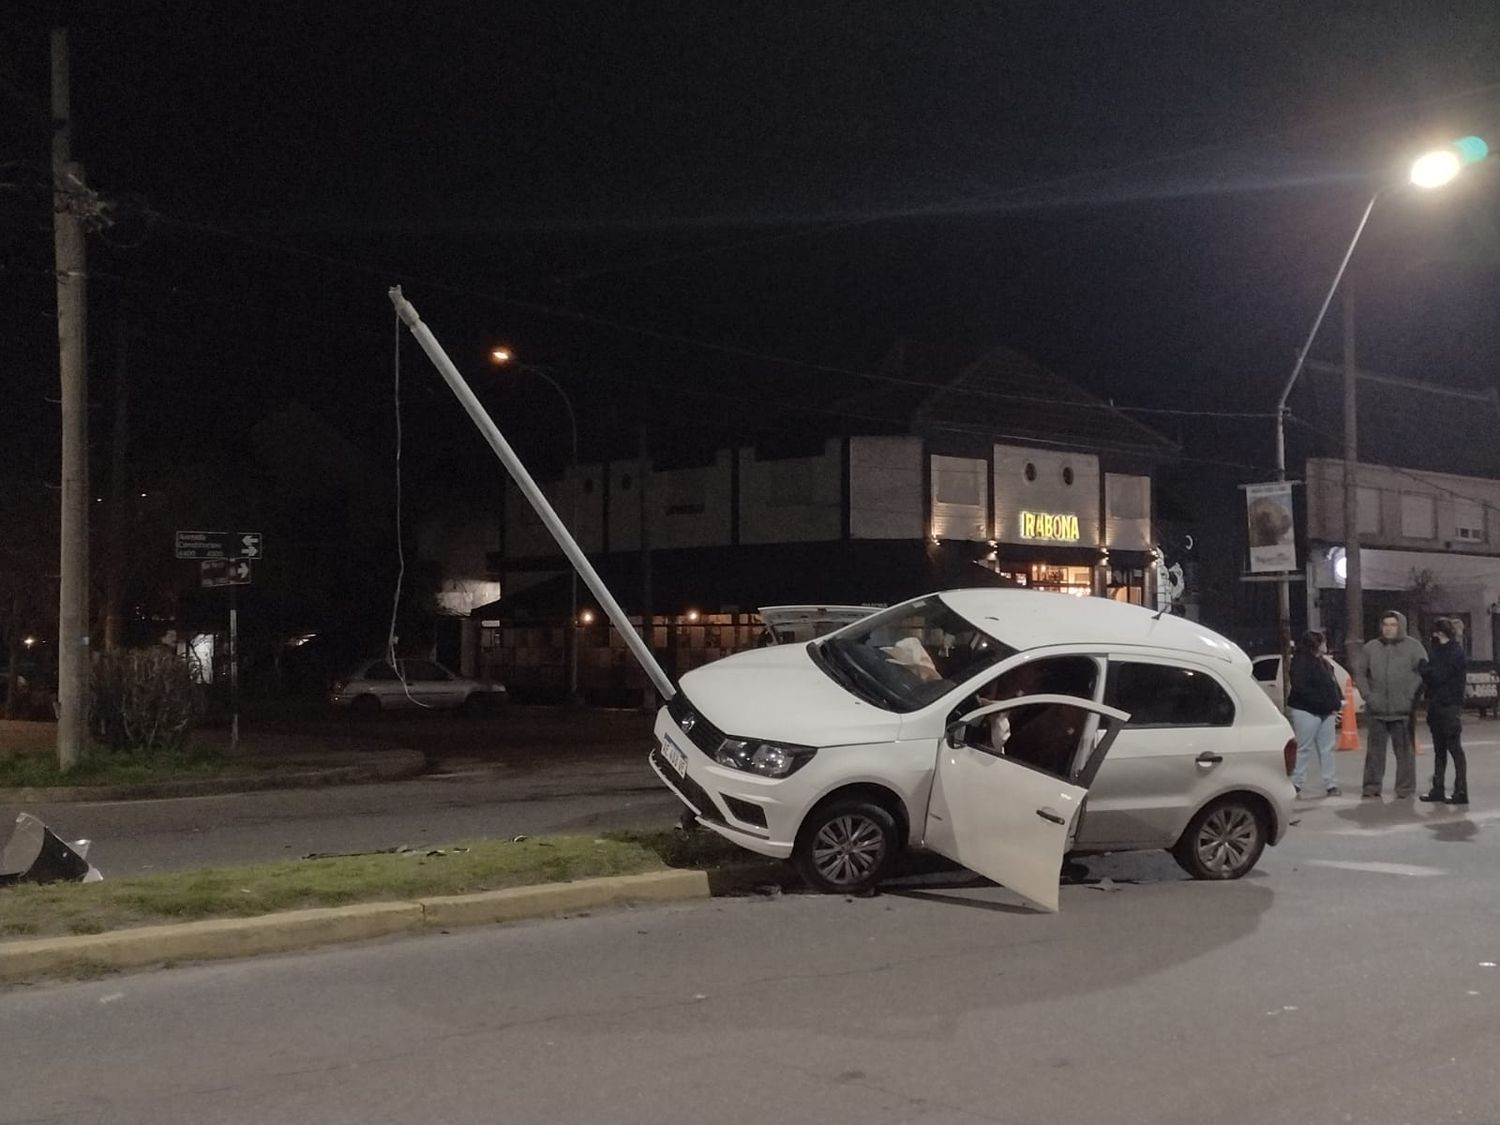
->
[1020,510,1081,542]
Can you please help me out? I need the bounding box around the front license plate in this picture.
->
[661,736,688,777]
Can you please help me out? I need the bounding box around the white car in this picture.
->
[650,589,1296,911]
[329,659,507,715]
[1250,654,1364,715]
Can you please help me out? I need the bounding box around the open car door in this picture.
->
[923,693,1129,912]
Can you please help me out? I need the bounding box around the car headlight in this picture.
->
[713,738,816,778]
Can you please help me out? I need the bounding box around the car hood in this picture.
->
[677,643,903,748]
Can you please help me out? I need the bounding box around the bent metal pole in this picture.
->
[388,287,676,701]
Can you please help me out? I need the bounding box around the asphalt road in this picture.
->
[5,737,1500,1123]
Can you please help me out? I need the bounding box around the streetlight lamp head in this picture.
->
[489,347,513,365]
[1410,148,1462,189]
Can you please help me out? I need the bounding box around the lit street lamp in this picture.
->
[1272,137,1488,701]
[490,347,583,704]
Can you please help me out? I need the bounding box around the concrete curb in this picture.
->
[0,749,428,804]
[0,868,711,984]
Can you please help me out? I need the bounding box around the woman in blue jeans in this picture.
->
[1288,629,1344,797]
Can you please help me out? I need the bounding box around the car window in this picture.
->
[815,596,1016,712]
[363,663,399,682]
[1106,661,1235,727]
[1251,658,1278,683]
[404,660,449,681]
[957,700,1097,781]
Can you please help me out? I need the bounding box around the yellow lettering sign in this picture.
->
[1019,510,1081,542]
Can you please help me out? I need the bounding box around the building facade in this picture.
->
[474,345,1178,702]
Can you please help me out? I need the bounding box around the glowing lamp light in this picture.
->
[1410,149,1462,189]
[23,636,36,648]
[489,347,513,365]
[579,610,595,625]
[685,609,700,623]
[1334,555,1348,583]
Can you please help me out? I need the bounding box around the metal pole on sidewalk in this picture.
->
[230,584,240,751]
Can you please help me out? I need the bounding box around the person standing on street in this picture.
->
[1355,610,1428,799]
[1420,617,1469,805]
[1288,630,1343,798]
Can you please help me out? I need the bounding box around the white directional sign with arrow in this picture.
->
[200,559,252,588]
[176,531,265,561]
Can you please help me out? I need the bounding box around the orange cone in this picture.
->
[1337,680,1360,751]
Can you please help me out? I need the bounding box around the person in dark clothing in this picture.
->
[1355,610,1428,799]
[1420,618,1468,805]
[1288,630,1344,797]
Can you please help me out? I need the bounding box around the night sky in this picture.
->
[4,0,1500,531]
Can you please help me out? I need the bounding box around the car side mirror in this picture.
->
[945,719,970,747]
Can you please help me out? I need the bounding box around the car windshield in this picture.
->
[814,595,1016,712]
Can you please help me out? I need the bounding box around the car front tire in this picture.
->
[793,799,899,895]
[1171,795,1268,880]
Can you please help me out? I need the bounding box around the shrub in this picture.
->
[90,648,206,755]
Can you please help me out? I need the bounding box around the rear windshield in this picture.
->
[812,596,1015,712]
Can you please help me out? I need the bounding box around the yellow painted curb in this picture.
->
[0,869,713,984]
[0,902,423,984]
[418,869,711,927]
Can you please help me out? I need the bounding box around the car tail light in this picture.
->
[1283,737,1297,776]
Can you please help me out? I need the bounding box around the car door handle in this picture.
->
[1196,752,1224,765]
[1035,808,1066,825]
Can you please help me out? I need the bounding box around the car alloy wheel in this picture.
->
[793,799,898,894]
[1172,796,1267,880]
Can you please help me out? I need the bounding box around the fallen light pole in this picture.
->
[387,287,676,702]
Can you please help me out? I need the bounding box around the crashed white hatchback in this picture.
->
[652,589,1297,911]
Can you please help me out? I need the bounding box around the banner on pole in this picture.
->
[1244,481,1296,573]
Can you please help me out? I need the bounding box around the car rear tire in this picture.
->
[1171,795,1267,880]
[793,799,899,895]
[351,694,381,718]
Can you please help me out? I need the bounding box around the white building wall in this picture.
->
[738,439,844,544]
[993,444,1101,547]
[849,436,923,539]
[930,454,989,541]
[652,453,734,549]
[1105,473,1152,550]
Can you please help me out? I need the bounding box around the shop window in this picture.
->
[1028,564,1093,597]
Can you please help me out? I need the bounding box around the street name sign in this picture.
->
[200,559,252,588]
[176,531,264,560]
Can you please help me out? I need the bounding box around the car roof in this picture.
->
[936,588,1248,665]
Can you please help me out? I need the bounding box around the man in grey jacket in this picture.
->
[1355,610,1428,799]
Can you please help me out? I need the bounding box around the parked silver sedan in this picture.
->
[329,659,507,716]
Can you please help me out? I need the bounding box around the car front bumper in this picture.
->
[649,708,799,860]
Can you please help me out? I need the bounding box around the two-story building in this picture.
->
[1300,368,1500,659]
[473,343,1178,702]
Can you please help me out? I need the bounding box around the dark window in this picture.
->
[582,478,596,494]
[1251,658,1278,683]
[1024,462,1037,482]
[1107,662,1235,727]
[1063,466,1075,486]
[404,660,450,682]
[363,662,399,681]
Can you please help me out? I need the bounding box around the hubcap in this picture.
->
[811,814,886,886]
[1197,806,1259,874]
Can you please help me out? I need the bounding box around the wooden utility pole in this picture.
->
[1341,288,1363,674]
[104,308,129,652]
[51,27,91,769]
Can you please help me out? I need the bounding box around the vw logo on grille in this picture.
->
[679,711,697,734]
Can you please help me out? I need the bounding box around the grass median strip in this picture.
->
[0,830,751,941]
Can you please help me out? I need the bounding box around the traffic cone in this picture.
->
[1337,680,1360,750]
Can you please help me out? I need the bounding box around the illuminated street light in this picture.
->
[1410,149,1462,189]
[489,346,513,365]
[23,637,36,648]
[1273,135,1487,703]
[579,609,595,625]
